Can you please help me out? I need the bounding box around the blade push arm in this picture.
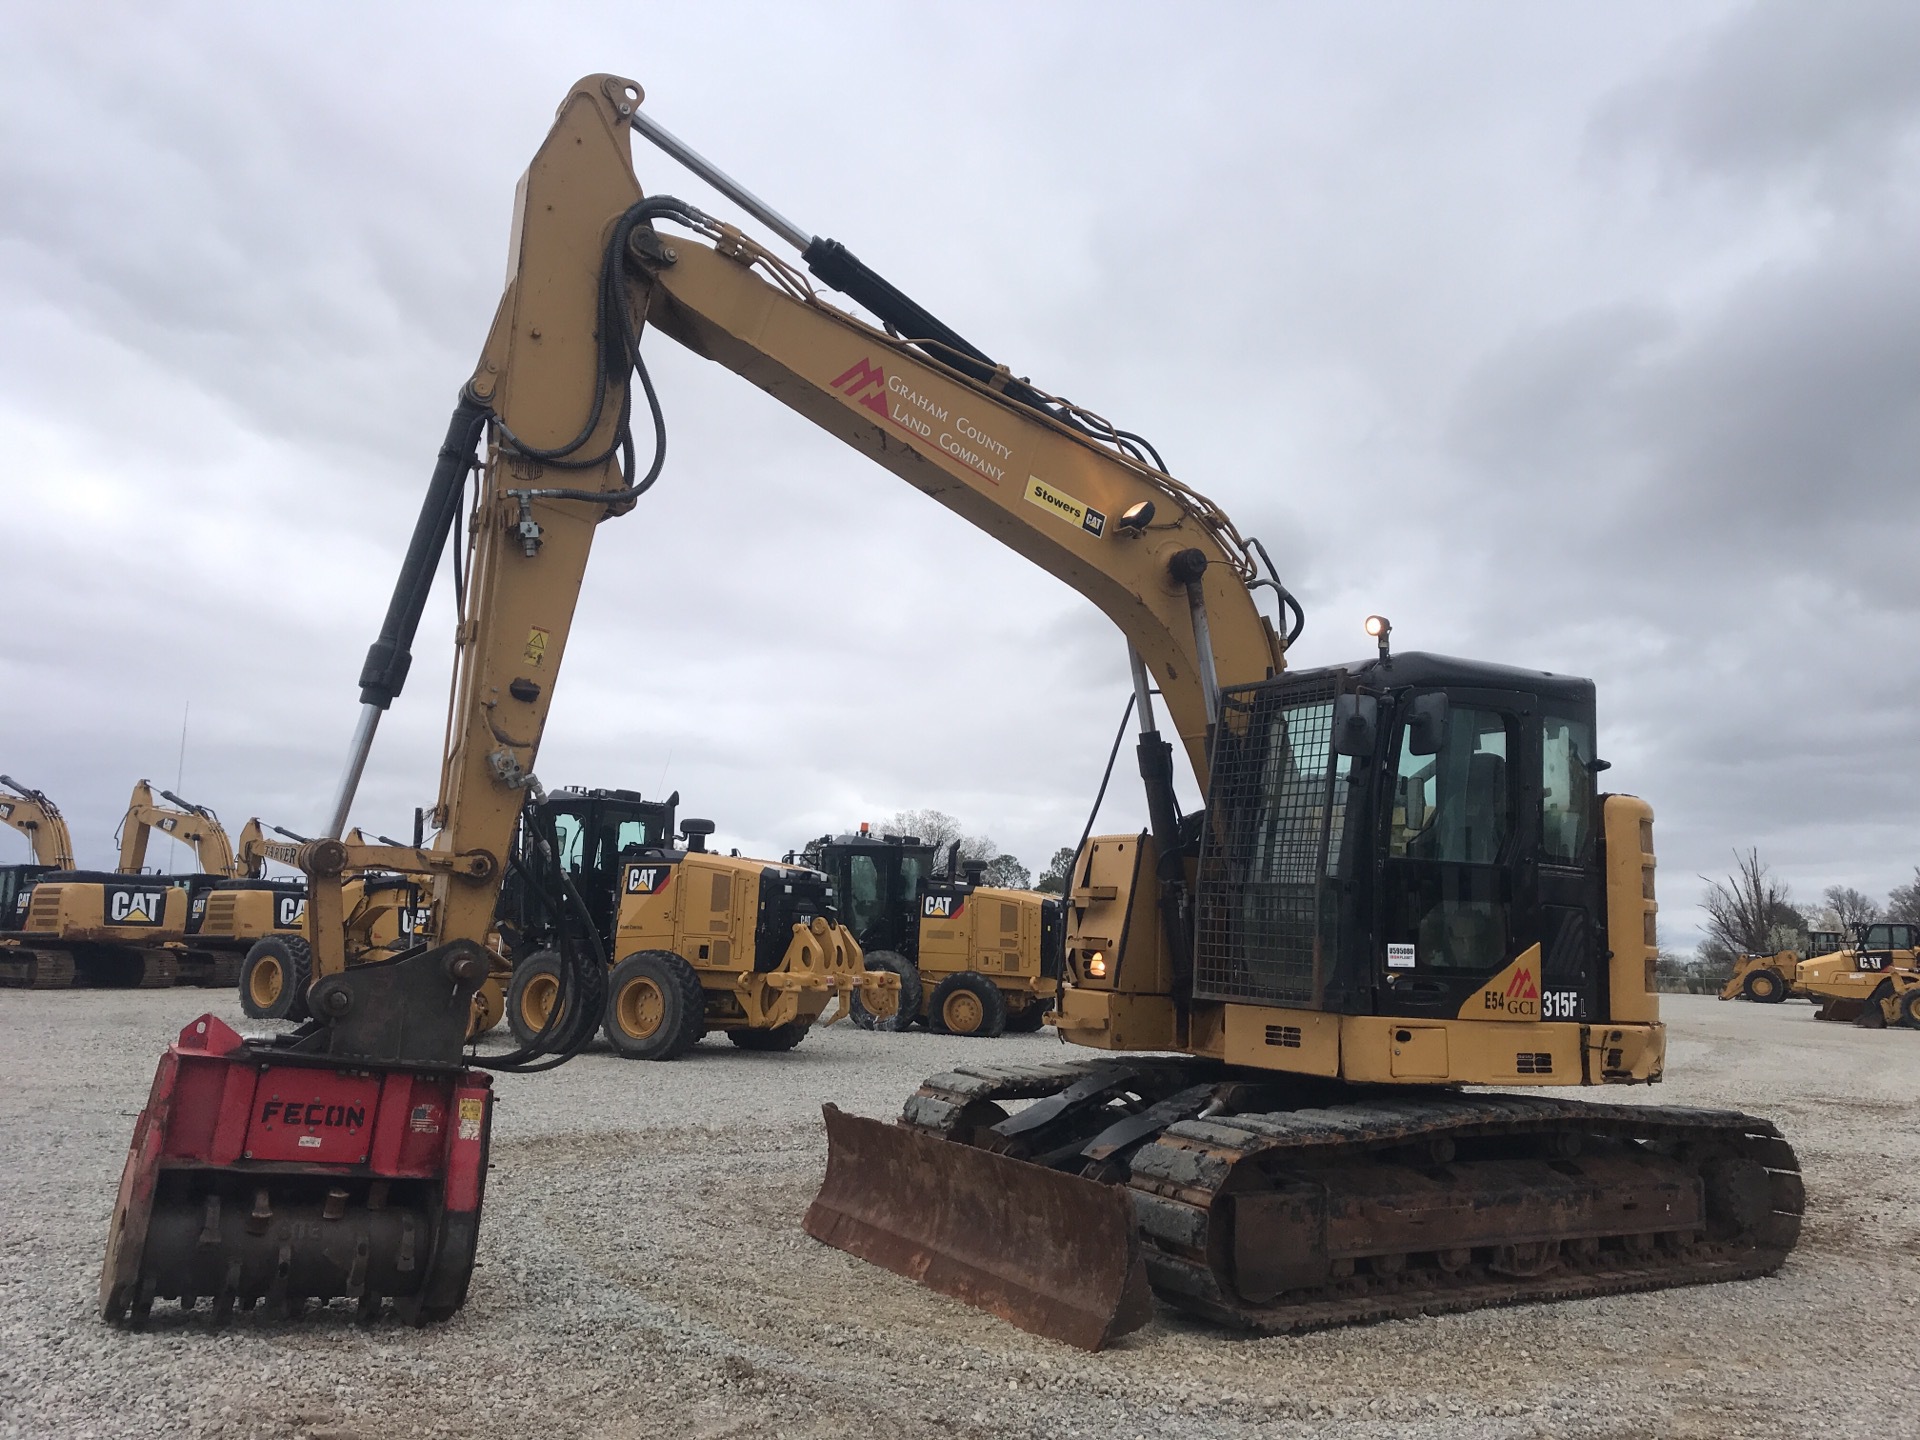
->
[0,774,76,869]
[116,779,238,877]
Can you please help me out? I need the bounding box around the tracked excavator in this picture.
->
[8,779,236,988]
[0,774,77,985]
[100,76,1802,1342]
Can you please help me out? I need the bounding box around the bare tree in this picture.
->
[1888,869,1920,928]
[1822,885,1880,928]
[1699,850,1803,958]
[878,810,1001,870]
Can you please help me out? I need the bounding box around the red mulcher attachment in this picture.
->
[101,943,495,1326]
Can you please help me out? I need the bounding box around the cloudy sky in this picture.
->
[2,2,1915,948]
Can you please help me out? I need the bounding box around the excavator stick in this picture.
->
[101,946,495,1326]
[803,1105,1152,1351]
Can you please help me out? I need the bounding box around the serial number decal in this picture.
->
[1386,943,1416,970]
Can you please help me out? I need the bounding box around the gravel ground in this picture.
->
[1,991,1914,1440]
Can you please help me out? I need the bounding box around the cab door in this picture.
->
[1374,688,1533,1018]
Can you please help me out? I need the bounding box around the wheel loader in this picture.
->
[1719,929,1844,1004]
[231,824,434,1023]
[798,828,1063,1036]
[1794,923,1920,1027]
[100,76,1801,1345]
[504,788,887,1058]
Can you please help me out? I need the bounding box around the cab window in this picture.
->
[845,854,882,940]
[1540,716,1594,864]
[552,813,586,875]
[1389,706,1511,864]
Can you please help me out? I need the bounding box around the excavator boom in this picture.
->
[0,774,76,870]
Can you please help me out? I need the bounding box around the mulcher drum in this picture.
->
[835,1059,1804,1341]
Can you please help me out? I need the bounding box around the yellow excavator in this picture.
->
[0,774,78,986]
[9,779,237,988]
[100,77,1802,1344]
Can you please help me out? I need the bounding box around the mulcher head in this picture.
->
[804,1104,1152,1351]
[100,1012,493,1326]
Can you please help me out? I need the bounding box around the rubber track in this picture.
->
[898,1059,1805,1334]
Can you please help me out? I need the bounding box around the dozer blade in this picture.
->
[804,1104,1152,1351]
[101,1013,493,1326]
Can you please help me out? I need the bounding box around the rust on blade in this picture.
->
[803,1103,1152,1351]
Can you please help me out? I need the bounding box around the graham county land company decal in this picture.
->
[828,357,1014,485]
[1024,476,1107,537]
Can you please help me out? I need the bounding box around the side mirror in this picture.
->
[1406,693,1449,756]
[1331,693,1378,758]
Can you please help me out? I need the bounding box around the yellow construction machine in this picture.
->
[100,77,1802,1343]
[503,794,882,1058]
[7,778,236,988]
[1718,930,1846,1004]
[799,830,1062,1036]
[0,774,78,986]
[1795,924,1920,1027]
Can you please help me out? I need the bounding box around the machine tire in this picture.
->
[1005,997,1049,1033]
[603,950,705,1060]
[1899,990,1920,1029]
[238,936,312,1021]
[728,1019,811,1052]
[849,949,921,1032]
[1742,968,1786,1004]
[929,971,1008,1038]
[505,951,568,1048]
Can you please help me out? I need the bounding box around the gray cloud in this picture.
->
[3,2,1915,950]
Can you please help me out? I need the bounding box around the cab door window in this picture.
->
[845,854,882,942]
[1382,704,1514,975]
[1540,716,1595,864]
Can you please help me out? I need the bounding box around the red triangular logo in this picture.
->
[1506,967,1539,1001]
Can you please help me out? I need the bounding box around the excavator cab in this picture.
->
[1195,653,1608,1031]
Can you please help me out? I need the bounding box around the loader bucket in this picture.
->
[804,1104,1152,1351]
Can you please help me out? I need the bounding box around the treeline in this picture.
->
[1676,850,1920,988]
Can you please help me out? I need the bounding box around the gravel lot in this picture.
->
[1,991,1914,1440]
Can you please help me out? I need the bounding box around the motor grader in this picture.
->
[504,789,882,1059]
[799,829,1063,1036]
[100,76,1801,1345]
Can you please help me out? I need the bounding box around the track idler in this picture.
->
[101,1010,493,1325]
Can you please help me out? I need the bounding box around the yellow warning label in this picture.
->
[523,627,550,665]
[1024,476,1107,538]
[458,1098,484,1123]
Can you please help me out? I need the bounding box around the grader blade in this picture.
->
[804,1104,1152,1351]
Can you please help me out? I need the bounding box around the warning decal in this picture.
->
[1025,477,1106,538]
[524,628,550,665]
